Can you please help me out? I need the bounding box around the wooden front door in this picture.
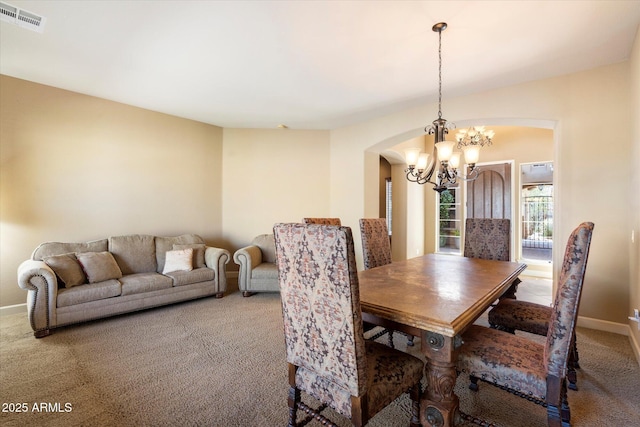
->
[467,162,512,220]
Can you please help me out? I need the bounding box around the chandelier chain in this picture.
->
[438,28,442,120]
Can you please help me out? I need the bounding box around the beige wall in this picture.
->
[630,25,640,357]
[0,76,224,307]
[221,128,330,264]
[330,61,632,325]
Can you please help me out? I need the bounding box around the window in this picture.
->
[521,184,553,261]
[437,185,461,254]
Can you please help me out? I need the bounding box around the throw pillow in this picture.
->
[173,244,206,268]
[163,248,194,274]
[43,253,87,288]
[76,251,123,284]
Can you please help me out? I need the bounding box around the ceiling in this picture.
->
[1,1,639,130]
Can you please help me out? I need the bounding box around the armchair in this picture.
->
[456,222,594,426]
[233,234,279,297]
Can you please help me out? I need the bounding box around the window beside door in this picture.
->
[437,184,461,254]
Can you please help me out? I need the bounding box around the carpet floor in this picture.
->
[1,289,638,426]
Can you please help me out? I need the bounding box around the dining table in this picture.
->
[358,253,527,427]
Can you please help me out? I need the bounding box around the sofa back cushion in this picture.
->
[252,234,276,264]
[109,234,157,275]
[32,239,109,261]
[155,234,205,273]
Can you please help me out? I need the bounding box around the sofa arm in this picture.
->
[204,247,231,294]
[17,260,58,337]
[233,245,263,293]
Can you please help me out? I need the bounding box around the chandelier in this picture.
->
[405,22,493,192]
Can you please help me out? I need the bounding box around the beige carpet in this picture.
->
[1,290,638,427]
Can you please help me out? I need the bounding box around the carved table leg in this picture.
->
[420,332,462,427]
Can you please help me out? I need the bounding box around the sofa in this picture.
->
[233,234,279,297]
[17,233,230,337]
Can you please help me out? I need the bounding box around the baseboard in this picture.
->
[226,271,238,279]
[0,303,27,316]
[577,315,629,335]
[629,327,640,367]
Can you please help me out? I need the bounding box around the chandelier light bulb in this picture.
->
[416,153,429,171]
[405,148,421,167]
[435,140,455,162]
[463,144,481,165]
[449,152,461,169]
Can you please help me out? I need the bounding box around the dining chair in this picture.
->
[464,218,520,298]
[273,223,423,427]
[359,218,414,348]
[456,222,594,427]
[302,217,342,226]
[487,222,595,391]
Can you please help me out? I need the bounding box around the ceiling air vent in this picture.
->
[0,1,46,33]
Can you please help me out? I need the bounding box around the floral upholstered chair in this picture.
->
[359,218,392,270]
[302,217,342,226]
[487,222,595,391]
[273,223,423,427]
[464,218,520,298]
[456,222,594,427]
[463,218,511,260]
[359,218,415,348]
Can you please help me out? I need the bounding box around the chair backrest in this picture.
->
[273,223,367,397]
[463,218,511,261]
[302,217,342,226]
[359,218,392,270]
[251,234,276,263]
[545,222,594,378]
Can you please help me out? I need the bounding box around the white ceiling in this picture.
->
[1,1,639,130]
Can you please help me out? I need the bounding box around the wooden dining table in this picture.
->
[358,253,527,427]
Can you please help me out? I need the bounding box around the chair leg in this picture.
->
[547,379,571,427]
[560,381,571,427]
[409,383,421,427]
[572,335,580,369]
[469,375,479,392]
[287,385,300,427]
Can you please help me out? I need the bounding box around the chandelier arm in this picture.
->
[419,144,439,182]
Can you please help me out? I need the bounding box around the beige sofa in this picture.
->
[233,234,279,297]
[17,234,230,337]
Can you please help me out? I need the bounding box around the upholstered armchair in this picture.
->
[488,222,595,391]
[464,218,520,298]
[274,223,423,427]
[456,222,594,427]
[233,234,279,297]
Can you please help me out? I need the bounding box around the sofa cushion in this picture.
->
[155,234,205,273]
[173,243,206,268]
[252,234,276,264]
[43,253,87,288]
[32,239,108,261]
[165,267,215,287]
[252,263,278,280]
[109,235,157,275]
[76,252,123,284]
[163,248,193,274]
[57,279,122,307]
[119,273,173,296]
